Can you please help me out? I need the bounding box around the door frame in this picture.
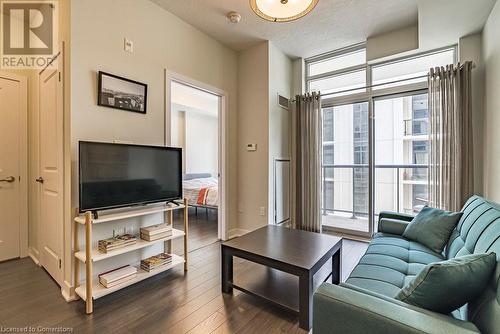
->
[164,70,228,241]
[0,70,28,258]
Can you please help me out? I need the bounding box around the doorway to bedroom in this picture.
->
[167,75,225,252]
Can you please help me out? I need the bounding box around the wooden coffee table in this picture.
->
[221,225,342,330]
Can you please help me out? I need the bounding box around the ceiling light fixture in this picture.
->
[250,0,319,23]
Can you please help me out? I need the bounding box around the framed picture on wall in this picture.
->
[97,71,148,114]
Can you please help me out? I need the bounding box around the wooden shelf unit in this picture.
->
[73,198,189,314]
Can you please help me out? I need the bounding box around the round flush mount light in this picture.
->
[250,0,319,22]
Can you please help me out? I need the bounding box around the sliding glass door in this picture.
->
[321,102,370,234]
[321,92,430,237]
[373,92,429,225]
[309,45,454,237]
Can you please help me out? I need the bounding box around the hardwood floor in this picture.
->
[0,221,367,334]
[173,207,219,252]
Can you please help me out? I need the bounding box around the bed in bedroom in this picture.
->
[182,173,218,214]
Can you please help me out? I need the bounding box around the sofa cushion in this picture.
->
[346,233,444,298]
[403,206,462,253]
[395,253,497,314]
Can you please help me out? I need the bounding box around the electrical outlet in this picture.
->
[259,206,266,216]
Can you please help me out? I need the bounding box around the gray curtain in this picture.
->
[294,92,322,232]
[428,62,474,211]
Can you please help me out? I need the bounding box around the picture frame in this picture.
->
[97,71,148,114]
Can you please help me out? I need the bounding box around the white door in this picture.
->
[0,73,27,262]
[274,159,291,225]
[38,60,64,285]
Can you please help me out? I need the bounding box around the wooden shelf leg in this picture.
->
[166,210,173,253]
[73,214,79,294]
[184,198,188,272]
[84,212,93,314]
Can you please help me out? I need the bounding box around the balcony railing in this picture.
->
[322,164,429,218]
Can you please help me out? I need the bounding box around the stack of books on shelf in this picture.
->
[98,265,137,288]
[98,234,137,253]
[140,223,172,241]
[140,253,173,272]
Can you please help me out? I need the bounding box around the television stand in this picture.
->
[73,199,189,314]
[165,200,180,207]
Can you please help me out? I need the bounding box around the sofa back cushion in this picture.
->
[444,195,500,333]
[403,206,462,253]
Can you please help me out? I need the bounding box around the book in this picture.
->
[98,234,137,253]
[140,223,172,236]
[98,265,137,288]
[140,253,173,272]
[101,274,137,288]
[140,230,172,241]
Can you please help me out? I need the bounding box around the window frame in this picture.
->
[307,44,457,238]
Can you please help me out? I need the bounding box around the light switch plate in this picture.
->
[124,38,133,53]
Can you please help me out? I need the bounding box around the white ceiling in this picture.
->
[171,82,219,118]
[151,0,418,58]
[151,0,496,59]
[417,0,496,51]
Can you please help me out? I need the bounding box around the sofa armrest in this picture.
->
[378,218,410,235]
[377,211,414,235]
[378,211,414,222]
[313,283,480,334]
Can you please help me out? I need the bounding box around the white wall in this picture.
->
[367,25,419,61]
[171,81,219,178]
[268,43,293,225]
[237,42,269,232]
[70,0,238,284]
[483,1,500,202]
[185,110,218,177]
[236,41,293,231]
[459,33,485,196]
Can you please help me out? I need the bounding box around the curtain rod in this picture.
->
[293,62,476,102]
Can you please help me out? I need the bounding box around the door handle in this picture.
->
[35,177,44,184]
[0,176,15,183]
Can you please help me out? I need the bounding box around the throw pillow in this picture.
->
[395,253,497,314]
[403,206,462,253]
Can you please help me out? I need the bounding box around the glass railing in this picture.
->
[322,164,429,219]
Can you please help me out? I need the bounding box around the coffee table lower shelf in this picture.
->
[228,264,299,313]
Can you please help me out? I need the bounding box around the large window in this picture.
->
[372,48,455,89]
[308,45,455,236]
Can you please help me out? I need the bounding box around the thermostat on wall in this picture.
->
[247,143,257,151]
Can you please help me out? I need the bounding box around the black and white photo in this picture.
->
[97,71,148,113]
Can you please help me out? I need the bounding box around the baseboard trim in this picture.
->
[227,228,250,239]
[28,247,40,266]
[61,280,78,302]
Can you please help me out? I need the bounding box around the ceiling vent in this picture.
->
[277,94,290,110]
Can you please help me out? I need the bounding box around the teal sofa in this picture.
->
[313,195,500,333]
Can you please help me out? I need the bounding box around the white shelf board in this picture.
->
[75,228,185,263]
[74,203,185,225]
[75,254,185,300]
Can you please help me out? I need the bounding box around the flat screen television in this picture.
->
[79,141,182,213]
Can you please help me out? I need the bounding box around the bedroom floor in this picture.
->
[173,207,219,252]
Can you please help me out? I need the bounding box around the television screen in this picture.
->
[79,141,182,212]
